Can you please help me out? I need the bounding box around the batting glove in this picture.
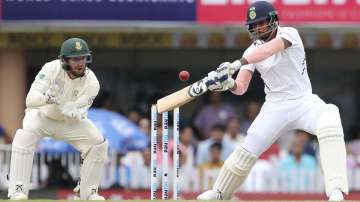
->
[205,71,223,91]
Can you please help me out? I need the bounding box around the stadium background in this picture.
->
[0,0,360,200]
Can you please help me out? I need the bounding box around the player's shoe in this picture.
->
[197,189,224,200]
[88,193,105,200]
[73,183,105,200]
[9,183,28,200]
[9,192,28,200]
[329,189,344,201]
[73,183,81,200]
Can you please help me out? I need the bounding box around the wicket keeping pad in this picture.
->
[80,140,108,199]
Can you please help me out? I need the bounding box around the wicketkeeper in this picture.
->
[8,38,108,200]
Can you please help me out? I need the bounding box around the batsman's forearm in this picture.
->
[230,69,253,95]
[230,81,248,95]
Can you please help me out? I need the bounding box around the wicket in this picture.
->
[150,105,180,200]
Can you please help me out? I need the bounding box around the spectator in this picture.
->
[295,130,317,157]
[347,126,360,156]
[177,125,200,191]
[198,142,224,190]
[127,108,142,125]
[240,101,261,134]
[346,146,358,170]
[92,90,117,112]
[223,118,245,147]
[277,130,296,152]
[279,133,317,192]
[178,125,197,168]
[193,91,237,139]
[118,148,152,189]
[346,127,360,172]
[157,117,187,168]
[0,126,10,144]
[196,125,235,165]
[139,117,151,136]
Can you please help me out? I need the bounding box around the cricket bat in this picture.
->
[156,79,208,113]
[156,60,242,113]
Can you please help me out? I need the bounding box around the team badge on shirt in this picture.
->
[73,90,79,98]
[38,74,45,79]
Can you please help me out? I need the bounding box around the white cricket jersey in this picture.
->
[26,59,100,120]
[242,26,312,102]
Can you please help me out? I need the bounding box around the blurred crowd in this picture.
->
[1,90,360,193]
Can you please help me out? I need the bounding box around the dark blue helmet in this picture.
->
[246,1,279,41]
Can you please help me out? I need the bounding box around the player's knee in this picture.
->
[316,104,344,141]
[12,129,39,150]
[84,140,108,162]
[224,146,257,176]
[242,129,269,156]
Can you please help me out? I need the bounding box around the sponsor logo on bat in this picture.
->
[188,80,207,97]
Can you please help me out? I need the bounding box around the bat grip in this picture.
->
[230,60,242,73]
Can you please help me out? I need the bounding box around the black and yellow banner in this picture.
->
[0,33,172,49]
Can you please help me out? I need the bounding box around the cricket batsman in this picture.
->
[197,1,348,201]
[7,38,108,200]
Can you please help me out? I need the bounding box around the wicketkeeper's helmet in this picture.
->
[59,38,92,70]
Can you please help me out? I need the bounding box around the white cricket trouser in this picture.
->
[22,108,104,155]
[243,93,325,156]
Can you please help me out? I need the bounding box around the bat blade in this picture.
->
[156,79,208,113]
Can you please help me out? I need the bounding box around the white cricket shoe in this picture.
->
[73,183,80,200]
[72,184,105,200]
[329,189,344,201]
[88,193,105,200]
[197,189,224,200]
[9,192,28,200]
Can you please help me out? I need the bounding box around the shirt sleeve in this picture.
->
[25,63,55,108]
[277,27,300,47]
[241,44,256,72]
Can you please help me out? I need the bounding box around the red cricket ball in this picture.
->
[179,70,190,81]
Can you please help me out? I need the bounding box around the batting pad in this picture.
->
[8,129,37,198]
[213,146,257,199]
[80,140,108,200]
[316,104,348,196]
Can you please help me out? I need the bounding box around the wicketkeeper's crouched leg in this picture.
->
[8,129,41,200]
[198,146,257,200]
[79,139,108,200]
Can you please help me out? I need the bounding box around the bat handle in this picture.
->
[230,60,242,74]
